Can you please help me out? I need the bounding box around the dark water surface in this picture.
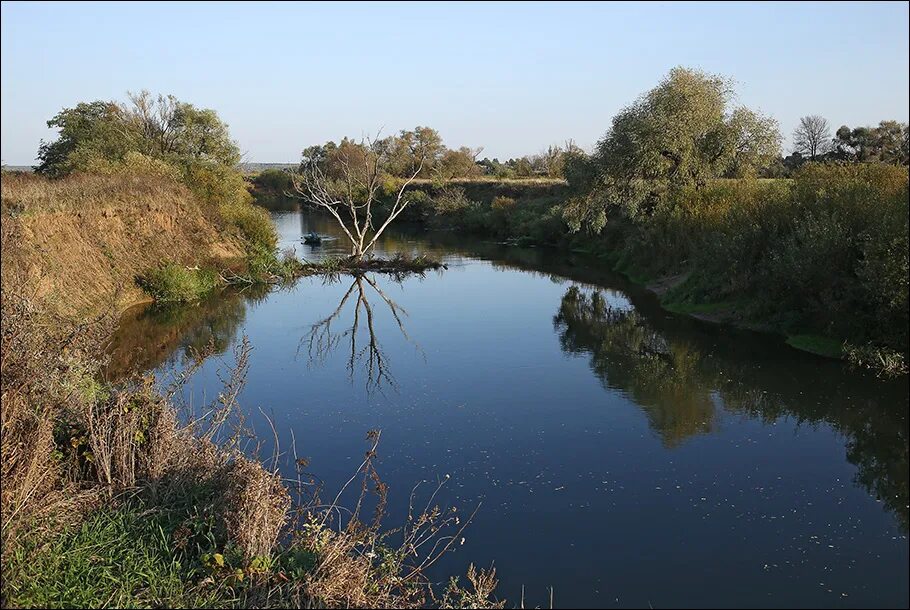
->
[109,211,909,608]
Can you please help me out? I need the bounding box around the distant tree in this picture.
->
[783,151,806,172]
[529,144,571,178]
[387,126,444,177]
[300,142,337,172]
[792,115,832,160]
[510,157,534,177]
[435,146,483,180]
[724,108,783,177]
[874,120,908,164]
[292,133,424,260]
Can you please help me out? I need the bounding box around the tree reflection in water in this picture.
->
[303,274,416,393]
[554,284,909,532]
[105,284,271,381]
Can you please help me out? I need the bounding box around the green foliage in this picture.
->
[3,502,228,609]
[622,164,908,365]
[184,162,252,208]
[251,168,295,193]
[564,67,781,231]
[138,262,221,304]
[36,91,240,178]
[244,245,303,281]
[435,147,483,180]
[219,198,278,251]
[36,101,136,177]
[834,120,910,165]
[385,126,445,177]
[85,150,182,180]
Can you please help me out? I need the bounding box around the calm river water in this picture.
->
[109,210,909,608]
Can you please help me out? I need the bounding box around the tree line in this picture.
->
[768,116,909,176]
[298,128,584,182]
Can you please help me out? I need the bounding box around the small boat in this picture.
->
[303,231,322,245]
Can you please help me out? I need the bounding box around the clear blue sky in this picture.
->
[2,1,908,165]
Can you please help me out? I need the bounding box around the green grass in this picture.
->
[786,334,845,359]
[3,503,229,609]
[138,263,221,304]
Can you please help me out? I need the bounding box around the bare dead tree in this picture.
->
[793,115,832,160]
[291,133,424,261]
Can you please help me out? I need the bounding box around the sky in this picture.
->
[1,1,908,165]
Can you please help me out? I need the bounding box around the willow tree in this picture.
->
[563,67,781,231]
[292,133,424,260]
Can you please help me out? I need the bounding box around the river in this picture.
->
[108,210,909,608]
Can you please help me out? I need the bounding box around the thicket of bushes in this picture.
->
[617,165,908,368]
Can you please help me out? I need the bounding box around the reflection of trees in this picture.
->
[304,274,414,393]
[105,285,269,381]
[554,285,909,532]
[555,286,716,447]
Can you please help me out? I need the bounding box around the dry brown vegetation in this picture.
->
[1,171,244,319]
[0,288,285,556]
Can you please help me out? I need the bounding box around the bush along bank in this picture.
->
[355,164,908,376]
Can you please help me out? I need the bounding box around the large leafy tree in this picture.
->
[564,67,781,231]
[35,91,241,176]
[36,101,136,177]
[386,126,444,177]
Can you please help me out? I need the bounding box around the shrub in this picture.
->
[219,200,278,251]
[137,262,221,303]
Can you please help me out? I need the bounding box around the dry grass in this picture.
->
[1,171,192,215]
[0,287,114,545]
[1,171,243,319]
[0,283,284,555]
